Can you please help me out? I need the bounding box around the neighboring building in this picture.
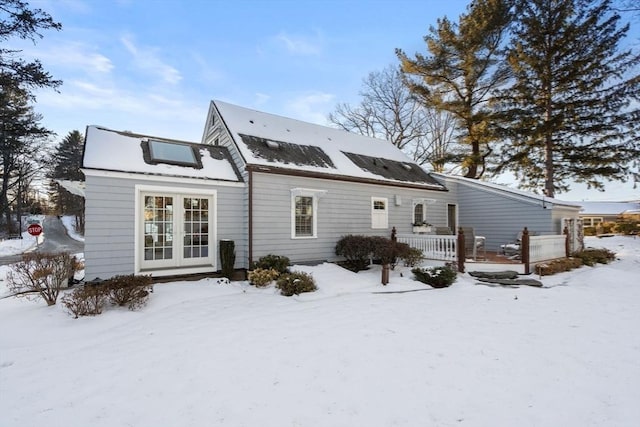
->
[431,173,583,253]
[578,201,640,228]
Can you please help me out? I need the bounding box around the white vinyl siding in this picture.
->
[250,172,452,265]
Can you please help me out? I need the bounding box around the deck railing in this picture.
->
[394,226,570,274]
[395,234,457,261]
[528,235,567,263]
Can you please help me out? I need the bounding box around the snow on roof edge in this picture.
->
[431,172,582,209]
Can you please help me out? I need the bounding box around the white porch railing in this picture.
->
[396,234,457,261]
[529,235,566,263]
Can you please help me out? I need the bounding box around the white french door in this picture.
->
[141,192,214,270]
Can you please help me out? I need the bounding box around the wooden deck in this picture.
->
[463,251,525,274]
[479,251,521,264]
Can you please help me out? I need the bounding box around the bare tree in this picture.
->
[329,66,458,171]
[7,252,78,305]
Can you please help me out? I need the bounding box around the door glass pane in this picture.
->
[143,195,174,261]
[183,197,209,259]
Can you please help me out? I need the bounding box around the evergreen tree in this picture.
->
[397,0,513,179]
[0,83,50,231]
[493,0,640,197]
[47,130,85,232]
[1,1,60,233]
[0,0,61,90]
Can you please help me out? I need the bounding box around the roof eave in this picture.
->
[246,164,448,191]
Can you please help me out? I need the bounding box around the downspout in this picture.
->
[248,168,253,267]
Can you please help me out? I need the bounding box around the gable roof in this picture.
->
[431,172,582,210]
[82,126,242,182]
[212,100,446,190]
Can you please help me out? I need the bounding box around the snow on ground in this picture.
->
[0,231,38,256]
[1,236,639,427]
[60,215,85,242]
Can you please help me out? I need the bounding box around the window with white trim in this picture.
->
[412,198,435,225]
[140,190,215,270]
[295,196,314,237]
[582,217,603,227]
[291,188,325,238]
[414,203,425,225]
[371,197,388,229]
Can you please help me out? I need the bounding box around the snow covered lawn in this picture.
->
[1,236,639,426]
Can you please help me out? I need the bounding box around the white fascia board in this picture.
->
[82,168,245,188]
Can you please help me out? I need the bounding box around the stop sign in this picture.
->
[27,223,43,236]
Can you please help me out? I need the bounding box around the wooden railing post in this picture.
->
[521,227,530,274]
[563,226,570,257]
[457,227,465,273]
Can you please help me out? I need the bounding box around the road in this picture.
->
[0,216,84,266]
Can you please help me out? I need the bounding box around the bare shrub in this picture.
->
[335,235,373,272]
[7,252,79,306]
[103,275,153,310]
[61,285,107,318]
[535,257,583,276]
[402,247,425,267]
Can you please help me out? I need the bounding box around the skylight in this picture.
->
[149,140,198,166]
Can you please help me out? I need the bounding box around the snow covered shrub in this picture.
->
[103,274,153,310]
[61,285,107,318]
[574,248,616,266]
[248,268,280,287]
[335,235,374,272]
[411,265,457,288]
[276,271,317,296]
[7,252,80,306]
[251,254,290,274]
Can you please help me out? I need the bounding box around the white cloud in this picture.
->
[190,52,224,84]
[254,93,270,106]
[285,92,335,125]
[120,34,182,85]
[274,31,323,56]
[21,41,114,74]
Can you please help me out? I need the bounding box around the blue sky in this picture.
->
[12,0,640,201]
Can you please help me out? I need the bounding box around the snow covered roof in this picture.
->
[82,126,242,182]
[579,201,640,216]
[431,172,583,210]
[213,100,445,190]
[55,179,86,197]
